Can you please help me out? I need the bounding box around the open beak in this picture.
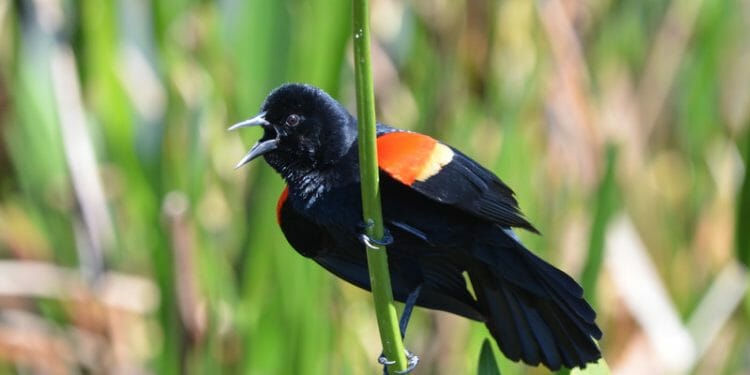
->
[229,112,279,169]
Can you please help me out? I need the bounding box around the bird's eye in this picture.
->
[285,114,301,127]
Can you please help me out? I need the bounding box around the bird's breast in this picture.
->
[290,183,363,232]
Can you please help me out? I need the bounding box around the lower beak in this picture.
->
[234,138,278,169]
[229,111,278,169]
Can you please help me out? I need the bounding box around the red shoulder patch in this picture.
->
[377,132,454,186]
[276,186,289,225]
[377,132,437,185]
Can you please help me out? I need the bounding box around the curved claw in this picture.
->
[378,353,396,366]
[359,224,394,249]
[378,350,420,374]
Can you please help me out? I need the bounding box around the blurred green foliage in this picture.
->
[0,0,748,374]
[478,338,502,375]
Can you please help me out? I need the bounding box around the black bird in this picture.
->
[231,83,602,371]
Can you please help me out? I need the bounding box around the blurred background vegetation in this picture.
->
[0,0,748,374]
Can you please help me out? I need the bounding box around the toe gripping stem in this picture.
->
[378,350,420,374]
[359,219,394,249]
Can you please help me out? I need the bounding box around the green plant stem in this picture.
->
[352,0,408,373]
[737,129,750,267]
[581,145,618,306]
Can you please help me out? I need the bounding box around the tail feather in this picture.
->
[501,288,542,365]
[534,295,599,368]
[537,274,601,340]
[516,299,563,368]
[470,238,602,370]
[529,254,602,338]
[526,250,598,324]
[482,282,524,361]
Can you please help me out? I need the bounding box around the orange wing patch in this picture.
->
[276,186,290,225]
[377,132,454,185]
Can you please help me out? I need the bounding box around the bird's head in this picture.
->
[230,84,357,177]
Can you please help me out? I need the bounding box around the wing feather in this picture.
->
[376,129,538,233]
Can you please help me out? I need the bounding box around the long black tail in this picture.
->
[470,238,602,370]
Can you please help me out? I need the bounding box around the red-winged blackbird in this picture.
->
[231,83,602,371]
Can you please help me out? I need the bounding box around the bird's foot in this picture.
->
[378,349,419,374]
[358,220,394,249]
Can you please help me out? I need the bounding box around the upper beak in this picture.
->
[228,111,270,131]
[229,111,279,169]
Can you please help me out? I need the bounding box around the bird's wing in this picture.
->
[376,130,538,233]
[276,185,484,321]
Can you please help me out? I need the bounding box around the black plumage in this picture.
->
[232,83,602,371]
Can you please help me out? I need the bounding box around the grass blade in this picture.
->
[477,338,502,375]
[737,129,750,266]
[581,145,619,305]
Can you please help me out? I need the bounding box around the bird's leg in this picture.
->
[399,285,421,338]
[378,286,422,374]
[358,219,394,249]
